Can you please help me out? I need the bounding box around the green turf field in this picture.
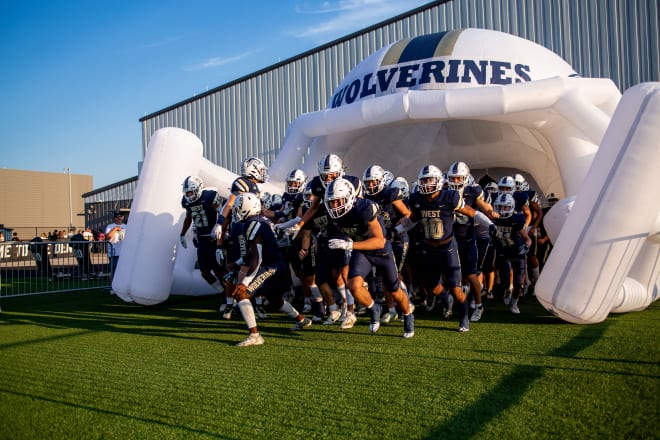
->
[0,290,658,439]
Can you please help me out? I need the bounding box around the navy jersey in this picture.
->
[366,186,404,238]
[238,215,283,267]
[310,174,362,200]
[231,176,260,197]
[279,192,304,221]
[512,191,530,212]
[302,202,331,240]
[492,213,527,257]
[454,185,485,239]
[408,189,464,243]
[181,189,222,236]
[327,198,385,245]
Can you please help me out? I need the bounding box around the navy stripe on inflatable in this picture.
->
[398,32,448,63]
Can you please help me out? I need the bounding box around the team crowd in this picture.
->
[179,155,558,346]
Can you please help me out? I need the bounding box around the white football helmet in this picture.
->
[362,165,386,196]
[233,192,262,221]
[383,170,395,187]
[182,176,203,203]
[318,154,344,187]
[241,157,268,183]
[303,181,314,208]
[390,176,410,199]
[266,193,283,210]
[546,193,559,207]
[324,178,356,219]
[493,193,516,218]
[484,181,498,195]
[417,165,443,194]
[513,173,528,191]
[260,191,271,205]
[447,161,471,191]
[498,176,516,194]
[286,169,307,194]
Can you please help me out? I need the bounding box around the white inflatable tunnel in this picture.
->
[114,28,659,323]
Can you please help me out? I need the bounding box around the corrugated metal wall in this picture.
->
[140,0,659,174]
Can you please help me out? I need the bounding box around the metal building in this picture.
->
[139,0,659,175]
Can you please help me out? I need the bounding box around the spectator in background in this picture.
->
[0,231,4,242]
[83,227,94,241]
[12,232,20,241]
[105,212,126,276]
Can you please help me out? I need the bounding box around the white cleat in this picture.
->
[323,309,342,325]
[236,333,264,347]
[340,313,357,329]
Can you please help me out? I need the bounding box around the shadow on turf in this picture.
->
[0,292,257,347]
[427,320,609,438]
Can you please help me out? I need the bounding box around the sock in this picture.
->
[255,296,263,306]
[279,301,300,319]
[211,280,223,293]
[337,284,348,303]
[345,289,355,306]
[238,299,257,329]
[310,284,322,301]
[529,266,540,285]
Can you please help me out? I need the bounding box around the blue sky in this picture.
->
[0,0,432,188]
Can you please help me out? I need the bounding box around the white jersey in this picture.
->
[105,222,126,256]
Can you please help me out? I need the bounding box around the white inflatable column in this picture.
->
[113,128,203,305]
[536,83,660,323]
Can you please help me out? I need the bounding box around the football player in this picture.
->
[286,154,362,325]
[396,165,498,333]
[362,165,412,325]
[490,193,532,314]
[324,178,415,338]
[446,161,498,322]
[513,174,544,295]
[215,156,268,318]
[179,176,225,295]
[228,193,312,347]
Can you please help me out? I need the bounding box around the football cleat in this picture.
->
[510,303,520,314]
[340,313,357,329]
[323,309,342,325]
[291,317,313,330]
[458,316,470,332]
[369,303,382,333]
[470,305,484,322]
[380,310,398,324]
[255,305,267,320]
[222,305,234,320]
[236,333,264,347]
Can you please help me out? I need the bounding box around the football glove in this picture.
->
[328,238,353,251]
[286,224,301,240]
[223,271,238,285]
[179,235,187,249]
[212,223,223,241]
[488,224,500,239]
[215,248,225,265]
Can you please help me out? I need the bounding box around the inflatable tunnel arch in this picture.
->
[113,28,659,324]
